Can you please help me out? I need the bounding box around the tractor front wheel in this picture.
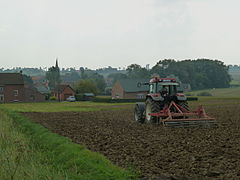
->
[145,98,160,124]
[134,103,145,123]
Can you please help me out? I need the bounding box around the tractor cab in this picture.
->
[147,77,184,102]
[150,79,178,94]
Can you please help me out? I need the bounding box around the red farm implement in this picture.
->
[149,101,217,127]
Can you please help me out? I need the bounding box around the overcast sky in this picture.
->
[0,0,239,69]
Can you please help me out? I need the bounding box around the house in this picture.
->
[52,84,75,101]
[111,79,149,99]
[24,87,46,102]
[0,73,25,103]
[0,73,45,103]
[31,76,50,95]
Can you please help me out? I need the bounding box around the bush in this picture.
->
[196,92,212,96]
[45,93,51,100]
[93,97,145,103]
[186,97,198,101]
[75,94,84,101]
[49,96,57,100]
[93,97,198,103]
[185,92,194,96]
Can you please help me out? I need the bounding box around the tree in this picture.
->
[87,72,106,93]
[74,79,98,94]
[79,69,106,94]
[107,73,128,85]
[61,71,80,83]
[150,59,231,90]
[23,74,34,87]
[46,60,61,90]
[126,64,150,78]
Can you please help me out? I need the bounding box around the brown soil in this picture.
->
[23,104,240,180]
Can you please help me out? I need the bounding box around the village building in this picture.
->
[52,84,75,101]
[111,79,149,99]
[0,73,45,103]
[23,86,46,102]
[31,76,50,95]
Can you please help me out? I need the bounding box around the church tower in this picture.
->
[55,58,59,68]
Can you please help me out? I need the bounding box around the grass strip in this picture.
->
[0,109,137,180]
[1,101,132,112]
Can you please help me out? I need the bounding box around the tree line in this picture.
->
[108,59,231,90]
[4,59,230,94]
[46,59,232,94]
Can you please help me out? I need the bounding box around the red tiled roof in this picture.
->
[54,84,74,93]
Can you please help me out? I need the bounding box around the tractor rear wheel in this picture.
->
[134,103,145,123]
[145,98,161,124]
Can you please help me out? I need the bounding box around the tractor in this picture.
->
[134,77,216,127]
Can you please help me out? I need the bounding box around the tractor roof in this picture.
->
[150,77,177,83]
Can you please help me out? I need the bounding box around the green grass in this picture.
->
[0,109,137,180]
[230,80,240,86]
[1,101,131,112]
[188,97,240,108]
[188,87,240,97]
[0,110,67,179]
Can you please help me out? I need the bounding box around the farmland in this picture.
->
[188,87,240,97]
[1,97,240,179]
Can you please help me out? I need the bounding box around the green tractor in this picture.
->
[134,77,216,127]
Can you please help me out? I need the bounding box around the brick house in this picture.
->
[52,84,75,101]
[0,73,25,103]
[111,79,149,99]
[24,87,46,102]
[0,73,45,103]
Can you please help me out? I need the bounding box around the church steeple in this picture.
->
[55,58,59,68]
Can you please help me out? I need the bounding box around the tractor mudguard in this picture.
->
[146,94,164,102]
[176,93,187,101]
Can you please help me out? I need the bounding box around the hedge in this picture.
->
[91,97,198,103]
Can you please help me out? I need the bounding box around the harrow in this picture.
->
[149,101,217,128]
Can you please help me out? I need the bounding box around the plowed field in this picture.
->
[23,104,240,179]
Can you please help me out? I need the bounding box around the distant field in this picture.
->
[189,87,240,97]
[230,80,240,86]
[229,71,240,81]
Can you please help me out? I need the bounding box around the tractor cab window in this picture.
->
[158,85,168,96]
[169,85,177,96]
[149,83,157,93]
[149,84,154,93]
[158,85,177,96]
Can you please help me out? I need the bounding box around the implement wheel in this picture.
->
[145,98,160,124]
[134,103,145,123]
